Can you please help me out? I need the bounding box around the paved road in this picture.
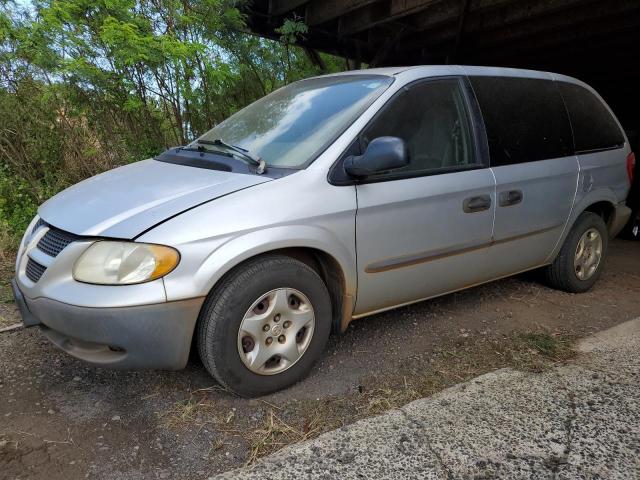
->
[217,318,640,479]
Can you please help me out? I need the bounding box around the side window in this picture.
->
[361,79,476,177]
[558,82,625,153]
[470,76,572,166]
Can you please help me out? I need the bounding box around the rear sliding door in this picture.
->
[468,75,579,277]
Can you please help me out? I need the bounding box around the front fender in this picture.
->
[162,225,357,303]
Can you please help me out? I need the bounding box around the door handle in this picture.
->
[499,189,523,207]
[463,194,491,213]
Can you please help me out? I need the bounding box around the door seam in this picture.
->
[544,155,581,263]
[488,167,498,241]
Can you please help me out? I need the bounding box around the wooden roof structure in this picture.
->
[244,0,640,129]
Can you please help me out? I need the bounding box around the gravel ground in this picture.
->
[1,239,639,479]
[0,303,19,330]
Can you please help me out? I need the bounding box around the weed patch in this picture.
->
[161,330,577,466]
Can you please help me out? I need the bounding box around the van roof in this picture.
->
[323,65,584,87]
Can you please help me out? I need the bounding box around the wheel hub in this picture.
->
[237,288,315,375]
[574,228,603,281]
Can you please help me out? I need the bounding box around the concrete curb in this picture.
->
[214,317,640,479]
[0,322,23,333]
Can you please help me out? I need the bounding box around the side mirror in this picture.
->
[344,136,408,178]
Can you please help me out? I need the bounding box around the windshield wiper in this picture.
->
[196,139,266,174]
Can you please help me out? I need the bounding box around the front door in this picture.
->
[352,78,496,316]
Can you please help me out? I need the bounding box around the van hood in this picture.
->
[38,159,271,238]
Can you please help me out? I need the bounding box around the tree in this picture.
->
[0,0,344,247]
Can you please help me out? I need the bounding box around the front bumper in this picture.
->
[11,279,204,370]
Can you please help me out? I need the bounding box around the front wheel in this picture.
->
[197,255,332,397]
[544,212,608,293]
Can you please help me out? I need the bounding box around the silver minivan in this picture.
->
[12,66,634,396]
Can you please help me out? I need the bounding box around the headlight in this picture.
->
[73,241,180,285]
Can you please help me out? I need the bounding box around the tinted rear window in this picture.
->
[558,82,624,153]
[470,76,573,166]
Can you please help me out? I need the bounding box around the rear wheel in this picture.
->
[544,212,608,293]
[197,255,331,397]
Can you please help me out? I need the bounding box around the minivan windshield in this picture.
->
[194,75,393,168]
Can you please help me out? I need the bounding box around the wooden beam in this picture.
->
[250,0,640,69]
[406,0,511,31]
[390,0,444,16]
[268,0,309,16]
[454,0,638,54]
[473,13,640,62]
[399,0,604,54]
[305,0,380,26]
[338,2,390,37]
[394,1,640,64]
[458,0,602,37]
[246,14,377,62]
[446,0,472,63]
[337,0,513,37]
[369,27,406,66]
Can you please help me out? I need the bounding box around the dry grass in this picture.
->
[245,409,325,465]
[161,330,577,466]
[161,393,338,466]
[162,397,207,429]
[342,331,575,418]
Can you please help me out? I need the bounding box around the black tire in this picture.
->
[197,254,332,397]
[544,212,608,293]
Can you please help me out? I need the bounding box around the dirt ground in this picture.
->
[1,239,639,480]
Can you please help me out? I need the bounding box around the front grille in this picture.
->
[25,225,80,283]
[32,218,47,233]
[25,258,47,283]
[37,227,79,258]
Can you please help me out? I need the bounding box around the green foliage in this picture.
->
[0,1,345,251]
[276,16,308,45]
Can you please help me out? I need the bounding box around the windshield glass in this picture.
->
[194,75,393,168]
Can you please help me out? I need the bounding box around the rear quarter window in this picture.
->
[470,76,573,166]
[557,82,625,153]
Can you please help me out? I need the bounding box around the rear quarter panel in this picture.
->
[576,148,631,206]
[546,146,631,261]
